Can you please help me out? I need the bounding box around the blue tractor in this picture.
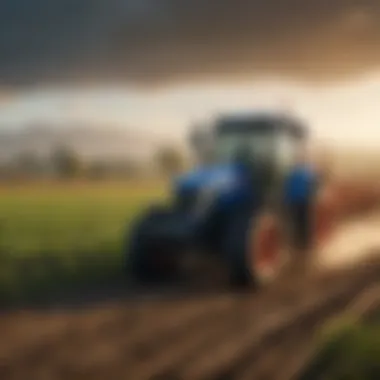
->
[125,112,308,288]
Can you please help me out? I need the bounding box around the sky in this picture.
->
[2,74,380,149]
[1,1,380,148]
[1,0,380,85]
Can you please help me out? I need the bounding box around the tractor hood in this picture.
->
[173,162,258,211]
[175,163,240,194]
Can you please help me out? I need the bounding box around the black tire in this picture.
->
[224,209,285,289]
[124,205,179,284]
[224,210,257,288]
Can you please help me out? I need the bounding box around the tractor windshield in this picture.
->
[216,133,272,163]
[214,118,275,164]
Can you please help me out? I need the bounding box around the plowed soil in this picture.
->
[1,216,380,380]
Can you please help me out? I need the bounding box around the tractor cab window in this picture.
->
[214,119,275,164]
[216,133,273,164]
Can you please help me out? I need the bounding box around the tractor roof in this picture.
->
[215,111,307,138]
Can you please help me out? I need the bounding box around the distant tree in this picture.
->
[117,160,140,178]
[86,159,141,180]
[0,163,10,180]
[13,151,42,177]
[155,146,185,177]
[50,145,83,179]
[87,161,109,180]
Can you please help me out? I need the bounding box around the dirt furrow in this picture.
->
[79,297,243,380]
[0,257,378,380]
[2,294,234,371]
[146,269,361,380]
[241,283,380,380]
[125,295,239,355]
[175,268,378,380]
[128,311,245,380]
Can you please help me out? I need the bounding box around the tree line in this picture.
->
[0,144,187,181]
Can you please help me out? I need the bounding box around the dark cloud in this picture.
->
[1,0,380,87]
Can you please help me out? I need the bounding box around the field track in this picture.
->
[0,254,379,380]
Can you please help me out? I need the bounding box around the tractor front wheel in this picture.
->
[124,206,181,284]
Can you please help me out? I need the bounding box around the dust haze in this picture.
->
[1,0,380,87]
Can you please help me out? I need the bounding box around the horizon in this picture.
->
[1,72,380,150]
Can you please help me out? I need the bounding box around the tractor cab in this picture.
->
[214,113,307,178]
[192,112,307,171]
[190,112,308,204]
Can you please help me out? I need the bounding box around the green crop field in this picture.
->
[0,180,167,303]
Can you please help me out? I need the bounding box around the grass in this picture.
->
[299,318,380,380]
[1,176,378,305]
[0,180,168,304]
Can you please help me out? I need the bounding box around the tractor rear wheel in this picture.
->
[250,212,286,286]
[225,210,286,288]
